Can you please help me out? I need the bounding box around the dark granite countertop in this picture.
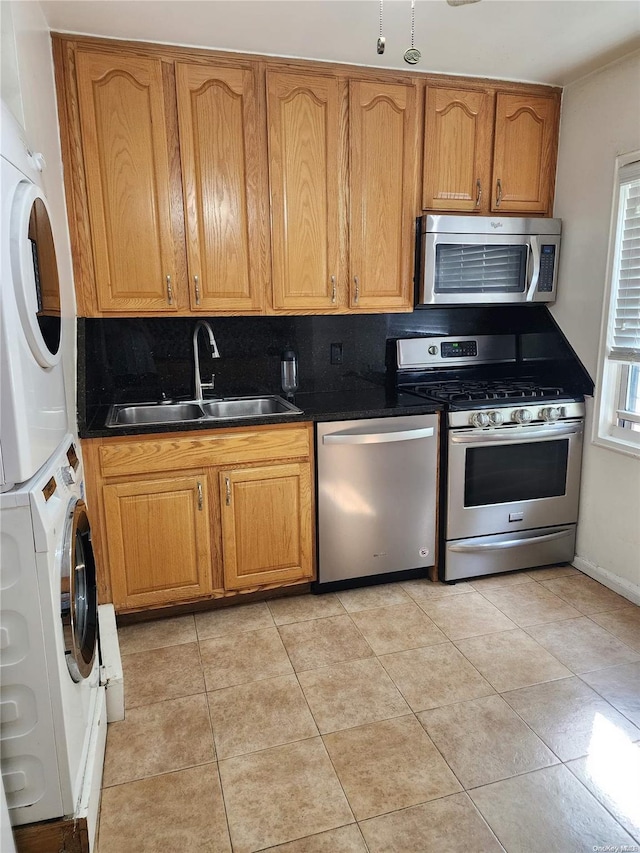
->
[79,386,443,439]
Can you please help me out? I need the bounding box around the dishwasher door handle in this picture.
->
[323,426,435,445]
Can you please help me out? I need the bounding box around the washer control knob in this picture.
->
[513,408,533,424]
[470,411,490,428]
[428,345,438,356]
[60,465,76,486]
[488,410,504,425]
[541,406,562,422]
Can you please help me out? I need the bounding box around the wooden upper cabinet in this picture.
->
[220,462,313,590]
[491,92,559,214]
[175,62,265,313]
[349,80,417,311]
[75,51,181,312]
[423,86,493,212]
[103,473,213,610]
[267,70,342,311]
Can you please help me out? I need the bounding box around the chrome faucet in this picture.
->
[192,320,221,402]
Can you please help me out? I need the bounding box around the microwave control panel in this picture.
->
[538,245,556,292]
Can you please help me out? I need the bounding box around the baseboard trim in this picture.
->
[572,556,640,606]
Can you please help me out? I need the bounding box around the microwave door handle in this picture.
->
[526,237,541,301]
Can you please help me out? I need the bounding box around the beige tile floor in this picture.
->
[97,568,640,853]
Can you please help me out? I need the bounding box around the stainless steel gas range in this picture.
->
[396,335,585,582]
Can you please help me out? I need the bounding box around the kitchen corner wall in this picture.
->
[0,1,77,436]
[552,49,640,602]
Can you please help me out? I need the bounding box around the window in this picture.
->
[595,153,640,455]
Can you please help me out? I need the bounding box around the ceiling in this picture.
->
[41,0,640,86]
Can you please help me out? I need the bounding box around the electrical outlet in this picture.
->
[330,342,343,365]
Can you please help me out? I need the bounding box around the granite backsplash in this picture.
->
[78,306,594,429]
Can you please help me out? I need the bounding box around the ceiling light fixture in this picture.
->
[446,0,482,6]
[404,0,421,65]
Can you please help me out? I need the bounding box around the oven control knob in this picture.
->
[513,408,533,424]
[470,411,490,428]
[428,345,438,356]
[488,410,504,425]
[541,406,563,422]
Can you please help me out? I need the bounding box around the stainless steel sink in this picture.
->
[108,402,205,426]
[201,396,300,419]
[106,395,302,427]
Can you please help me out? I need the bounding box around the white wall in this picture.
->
[552,50,640,601]
[1,0,77,435]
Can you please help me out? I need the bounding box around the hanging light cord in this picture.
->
[377,0,386,54]
[410,0,416,51]
[404,0,421,64]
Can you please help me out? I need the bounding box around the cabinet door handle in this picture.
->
[496,178,502,208]
[475,179,482,208]
[331,275,337,304]
[197,481,203,511]
[225,476,231,506]
[194,274,201,306]
[354,275,360,305]
[166,275,173,304]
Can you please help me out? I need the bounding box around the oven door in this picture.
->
[446,419,584,540]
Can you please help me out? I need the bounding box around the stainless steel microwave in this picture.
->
[417,215,562,305]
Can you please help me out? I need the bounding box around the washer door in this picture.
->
[10,181,62,366]
[61,499,98,682]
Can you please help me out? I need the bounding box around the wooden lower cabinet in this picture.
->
[103,473,213,610]
[220,463,313,590]
[83,424,314,612]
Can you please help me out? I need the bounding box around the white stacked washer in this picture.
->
[0,100,67,491]
[0,435,107,844]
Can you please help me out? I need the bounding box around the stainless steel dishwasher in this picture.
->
[315,413,439,588]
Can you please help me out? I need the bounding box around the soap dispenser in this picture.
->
[280,349,298,399]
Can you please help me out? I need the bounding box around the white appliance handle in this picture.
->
[449,527,574,552]
[323,426,435,445]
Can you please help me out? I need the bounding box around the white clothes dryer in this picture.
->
[0,434,106,843]
[0,102,67,490]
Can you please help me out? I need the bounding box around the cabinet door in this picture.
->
[75,51,181,313]
[492,92,559,214]
[349,80,417,311]
[220,463,313,590]
[103,474,212,609]
[423,86,493,212]
[267,70,342,311]
[175,62,266,313]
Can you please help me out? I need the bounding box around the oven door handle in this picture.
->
[450,422,583,445]
[323,426,435,445]
[449,527,574,552]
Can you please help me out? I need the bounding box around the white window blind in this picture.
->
[609,160,640,363]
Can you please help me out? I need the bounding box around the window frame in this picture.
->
[593,150,640,459]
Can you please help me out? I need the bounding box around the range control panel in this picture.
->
[441,341,478,359]
[397,335,517,369]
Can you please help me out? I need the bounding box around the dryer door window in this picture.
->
[11,182,62,366]
[61,499,98,682]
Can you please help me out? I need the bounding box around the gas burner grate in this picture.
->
[403,379,570,406]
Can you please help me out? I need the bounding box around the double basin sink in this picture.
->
[106,395,303,427]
